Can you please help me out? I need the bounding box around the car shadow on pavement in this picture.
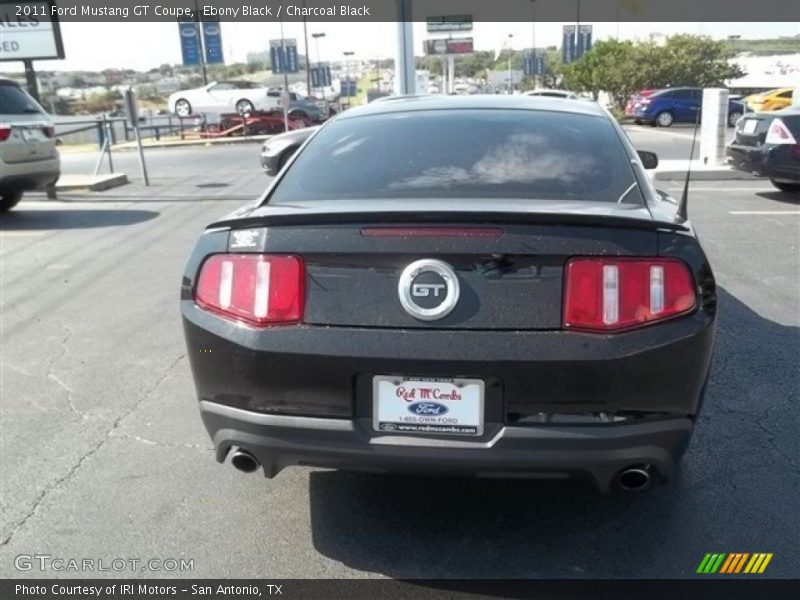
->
[0,209,159,230]
[755,191,800,205]
[307,287,799,579]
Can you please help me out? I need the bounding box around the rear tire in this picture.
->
[728,111,743,127]
[0,190,23,213]
[655,111,674,127]
[771,180,800,193]
[236,99,255,115]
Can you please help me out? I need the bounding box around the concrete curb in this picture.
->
[654,170,758,182]
[55,173,129,192]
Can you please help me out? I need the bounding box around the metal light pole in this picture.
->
[280,19,290,132]
[507,34,514,94]
[343,51,354,105]
[302,0,311,93]
[311,32,325,96]
[530,0,537,88]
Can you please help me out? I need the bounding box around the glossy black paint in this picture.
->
[182,97,718,488]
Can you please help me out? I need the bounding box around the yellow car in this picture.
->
[745,88,794,112]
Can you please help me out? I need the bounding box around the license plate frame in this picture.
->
[372,375,485,436]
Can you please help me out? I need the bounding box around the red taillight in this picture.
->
[563,258,696,332]
[42,126,55,138]
[195,254,305,327]
[0,124,11,142]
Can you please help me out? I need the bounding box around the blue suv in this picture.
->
[634,87,745,128]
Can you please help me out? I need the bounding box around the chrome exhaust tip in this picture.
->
[230,448,260,474]
[617,465,652,492]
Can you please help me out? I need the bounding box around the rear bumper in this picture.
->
[201,400,693,492]
[0,157,60,193]
[726,145,800,182]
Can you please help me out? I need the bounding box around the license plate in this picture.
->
[373,376,484,436]
[742,119,758,134]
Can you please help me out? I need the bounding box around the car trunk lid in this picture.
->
[212,200,672,331]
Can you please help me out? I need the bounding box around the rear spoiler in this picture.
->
[208,210,689,233]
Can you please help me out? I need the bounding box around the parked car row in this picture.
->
[630,87,746,127]
[626,86,795,128]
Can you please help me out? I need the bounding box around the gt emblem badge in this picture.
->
[398,259,460,321]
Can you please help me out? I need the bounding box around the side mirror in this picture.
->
[638,150,659,170]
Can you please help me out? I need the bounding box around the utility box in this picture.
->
[699,88,729,167]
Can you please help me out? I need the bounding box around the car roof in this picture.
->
[338,94,607,119]
[0,77,20,86]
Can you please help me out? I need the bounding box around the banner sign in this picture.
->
[178,21,201,66]
[270,39,299,74]
[562,25,576,64]
[311,64,332,88]
[576,24,593,59]
[523,48,546,76]
[201,19,224,64]
[340,79,357,97]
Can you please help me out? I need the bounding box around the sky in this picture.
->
[1,21,798,73]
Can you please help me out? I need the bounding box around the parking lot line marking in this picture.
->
[729,210,800,215]
[0,231,47,237]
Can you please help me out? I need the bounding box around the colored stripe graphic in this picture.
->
[700,552,774,575]
[758,554,773,573]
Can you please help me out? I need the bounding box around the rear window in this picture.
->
[269,109,642,204]
[0,83,46,115]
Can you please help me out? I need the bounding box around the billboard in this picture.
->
[426,15,472,33]
[178,21,202,66]
[202,20,224,64]
[424,38,474,56]
[0,1,64,61]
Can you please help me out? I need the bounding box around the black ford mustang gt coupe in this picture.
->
[182,95,716,493]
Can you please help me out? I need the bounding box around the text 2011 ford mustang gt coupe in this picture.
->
[181,96,716,493]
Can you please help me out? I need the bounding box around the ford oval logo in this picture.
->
[408,402,449,416]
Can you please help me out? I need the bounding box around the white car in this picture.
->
[168,81,282,117]
[523,89,580,100]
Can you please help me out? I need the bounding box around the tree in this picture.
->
[562,39,644,107]
[650,35,744,88]
[563,35,746,110]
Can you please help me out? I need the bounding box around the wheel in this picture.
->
[236,99,255,115]
[288,110,308,120]
[0,190,23,213]
[655,111,674,127]
[770,179,800,193]
[728,111,743,127]
[174,99,192,117]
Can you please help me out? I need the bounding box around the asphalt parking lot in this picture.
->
[1,135,798,579]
